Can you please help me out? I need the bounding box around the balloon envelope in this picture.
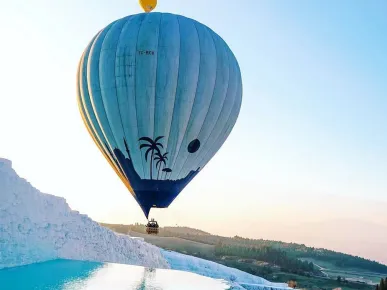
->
[77,12,242,218]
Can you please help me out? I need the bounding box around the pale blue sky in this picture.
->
[0,0,386,240]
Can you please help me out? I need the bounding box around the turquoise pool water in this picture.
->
[0,259,231,290]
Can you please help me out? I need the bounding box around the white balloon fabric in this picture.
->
[77,12,242,218]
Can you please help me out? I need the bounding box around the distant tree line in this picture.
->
[376,278,387,290]
[231,237,387,274]
[214,243,315,274]
[295,250,387,274]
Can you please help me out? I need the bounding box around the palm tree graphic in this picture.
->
[123,138,131,159]
[154,152,168,180]
[139,136,164,180]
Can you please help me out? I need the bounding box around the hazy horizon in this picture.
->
[1,0,386,266]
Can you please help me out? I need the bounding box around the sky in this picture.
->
[0,0,386,261]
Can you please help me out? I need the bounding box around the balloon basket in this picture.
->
[146,227,159,234]
[146,218,159,234]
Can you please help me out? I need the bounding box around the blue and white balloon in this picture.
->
[77,12,242,218]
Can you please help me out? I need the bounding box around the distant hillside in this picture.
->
[101,223,387,275]
[100,223,210,236]
[231,236,387,274]
[163,226,210,236]
[166,226,387,274]
[101,223,386,289]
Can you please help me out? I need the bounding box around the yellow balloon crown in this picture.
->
[139,0,157,13]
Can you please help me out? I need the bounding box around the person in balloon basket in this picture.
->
[146,218,159,228]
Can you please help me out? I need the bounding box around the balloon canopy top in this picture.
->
[139,0,157,13]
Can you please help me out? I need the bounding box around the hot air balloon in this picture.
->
[139,0,157,13]
[77,12,242,222]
